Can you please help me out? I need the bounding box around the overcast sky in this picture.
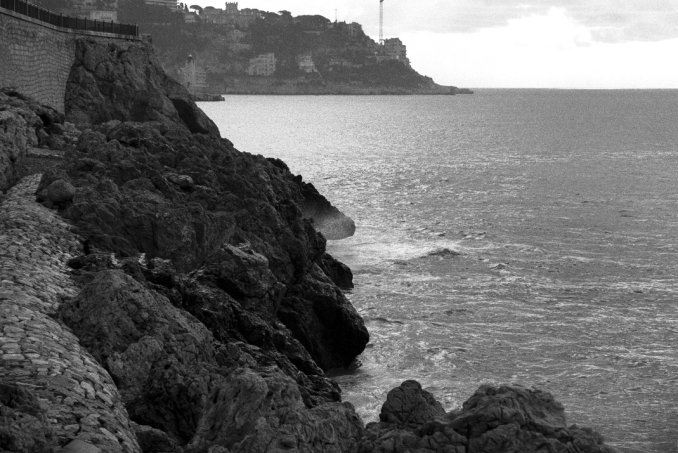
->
[206,0,678,88]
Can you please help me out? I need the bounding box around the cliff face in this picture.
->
[30,38,369,451]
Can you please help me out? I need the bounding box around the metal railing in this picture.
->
[0,0,138,37]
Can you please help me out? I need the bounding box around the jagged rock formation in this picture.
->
[359,381,617,453]
[36,38,368,451]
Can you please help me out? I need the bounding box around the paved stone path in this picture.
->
[0,174,140,452]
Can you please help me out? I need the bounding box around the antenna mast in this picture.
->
[379,0,384,44]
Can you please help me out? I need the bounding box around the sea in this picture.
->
[199,90,678,453]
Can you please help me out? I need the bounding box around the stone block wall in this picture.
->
[0,9,138,113]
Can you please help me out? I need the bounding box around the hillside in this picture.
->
[122,1,471,95]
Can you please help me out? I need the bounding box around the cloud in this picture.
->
[352,0,678,43]
[214,1,678,43]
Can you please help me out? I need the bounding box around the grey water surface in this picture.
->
[200,90,678,453]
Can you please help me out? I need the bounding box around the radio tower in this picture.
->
[379,0,384,45]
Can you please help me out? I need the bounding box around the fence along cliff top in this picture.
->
[0,0,138,37]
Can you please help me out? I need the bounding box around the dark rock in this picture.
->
[165,172,194,190]
[0,382,57,453]
[132,422,181,453]
[449,384,566,439]
[202,244,284,316]
[378,380,445,427]
[279,264,368,370]
[187,368,363,453]
[359,382,618,453]
[45,178,75,205]
[320,252,354,289]
[427,247,460,258]
[66,39,219,137]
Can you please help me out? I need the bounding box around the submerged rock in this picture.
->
[360,381,618,453]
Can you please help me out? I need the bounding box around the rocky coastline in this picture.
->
[1,39,614,452]
[217,79,473,96]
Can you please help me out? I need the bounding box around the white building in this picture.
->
[88,9,117,21]
[178,55,208,96]
[383,38,409,65]
[144,0,177,10]
[347,22,362,39]
[247,53,276,76]
[297,54,317,73]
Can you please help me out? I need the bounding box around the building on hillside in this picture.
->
[62,0,118,21]
[328,57,362,70]
[347,22,362,39]
[383,37,409,65]
[177,55,208,96]
[183,11,198,23]
[144,0,177,10]
[225,1,238,14]
[237,8,263,28]
[87,9,117,21]
[227,29,247,43]
[247,53,276,76]
[201,7,228,24]
[297,54,317,73]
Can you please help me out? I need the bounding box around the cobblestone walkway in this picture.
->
[0,174,140,452]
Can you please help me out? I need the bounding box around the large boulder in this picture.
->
[187,368,363,453]
[279,264,368,370]
[359,381,618,453]
[66,39,219,137]
[378,380,445,427]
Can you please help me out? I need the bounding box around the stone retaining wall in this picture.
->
[0,174,140,452]
[0,8,139,113]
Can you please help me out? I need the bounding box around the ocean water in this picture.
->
[199,91,678,453]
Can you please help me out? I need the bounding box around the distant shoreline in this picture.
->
[198,86,473,98]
